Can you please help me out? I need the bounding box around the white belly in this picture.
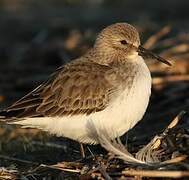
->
[13,57,151,144]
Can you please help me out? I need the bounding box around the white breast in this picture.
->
[13,56,151,144]
[85,55,152,143]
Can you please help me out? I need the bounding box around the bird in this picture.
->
[0,22,171,146]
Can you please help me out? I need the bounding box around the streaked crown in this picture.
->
[94,23,140,57]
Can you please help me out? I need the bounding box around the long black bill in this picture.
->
[137,45,171,66]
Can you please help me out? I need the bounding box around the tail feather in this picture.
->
[7,98,41,111]
[0,72,57,123]
[0,106,41,123]
[0,110,19,123]
[0,110,10,120]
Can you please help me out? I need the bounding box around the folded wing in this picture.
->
[0,60,117,120]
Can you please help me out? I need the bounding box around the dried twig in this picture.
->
[31,140,67,149]
[122,169,189,178]
[143,26,171,49]
[0,167,17,180]
[153,74,189,85]
[136,111,186,163]
[98,163,112,180]
[154,32,189,49]
[0,155,38,165]
[160,43,189,56]
[37,161,83,173]
[163,155,188,164]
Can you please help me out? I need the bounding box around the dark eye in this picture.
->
[120,40,128,45]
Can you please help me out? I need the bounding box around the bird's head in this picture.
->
[94,23,171,66]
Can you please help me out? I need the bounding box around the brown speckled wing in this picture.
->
[3,60,117,118]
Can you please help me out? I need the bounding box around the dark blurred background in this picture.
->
[0,0,188,105]
[0,0,189,179]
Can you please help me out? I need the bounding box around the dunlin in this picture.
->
[0,23,171,145]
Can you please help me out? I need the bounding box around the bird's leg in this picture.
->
[80,143,85,158]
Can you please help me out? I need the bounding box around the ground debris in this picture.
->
[0,167,18,180]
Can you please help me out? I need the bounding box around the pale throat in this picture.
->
[126,51,139,60]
